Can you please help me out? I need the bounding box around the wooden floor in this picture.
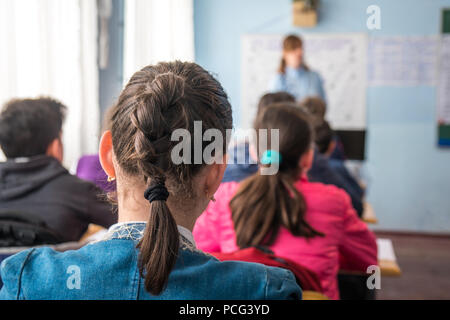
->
[374,231,450,300]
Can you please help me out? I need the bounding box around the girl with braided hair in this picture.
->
[0,61,301,300]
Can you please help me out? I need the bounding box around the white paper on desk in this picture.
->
[376,238,397,262]
[84,229,108,243]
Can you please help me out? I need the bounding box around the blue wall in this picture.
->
[99,0,124,122]
[194,0,450,233]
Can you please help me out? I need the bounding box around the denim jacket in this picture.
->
[0,222,301,300]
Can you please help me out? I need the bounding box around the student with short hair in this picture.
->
[300,96,327,125]
[300,97,365,216]
[0,62,301,300]
[257,91,296,114]
[193,103,377,300]
[0,98,115,243]
[310,121,364,216]
[300,96,345,160]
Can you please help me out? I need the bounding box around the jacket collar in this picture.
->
[0,155,67,201]
[102,221,197,249]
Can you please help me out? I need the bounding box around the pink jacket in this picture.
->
[193,177,378,300]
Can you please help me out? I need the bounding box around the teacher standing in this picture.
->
[270,34,326,102]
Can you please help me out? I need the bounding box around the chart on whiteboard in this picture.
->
[367,36,438,87]
[241,33,368,130]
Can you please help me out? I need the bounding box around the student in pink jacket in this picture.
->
[193,103,377,300]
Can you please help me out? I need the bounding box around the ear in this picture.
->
[46,136,63,163]
[204,154,228,198]
[299,148,314,174]
[99,130,116,179]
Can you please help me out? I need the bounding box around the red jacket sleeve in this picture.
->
[338,191,378,272]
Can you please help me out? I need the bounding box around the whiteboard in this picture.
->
[241,33,368,130]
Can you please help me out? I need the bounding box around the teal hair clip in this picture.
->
[260,150,282,165]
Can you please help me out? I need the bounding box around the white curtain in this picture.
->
[0,0,99,169]
[123,0,195,84]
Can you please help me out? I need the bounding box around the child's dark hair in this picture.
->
[257,91,296,115]
[315,120,334,154]
[230,102,323,249]
[110,61,233,295]
[0,98,66,158]
[300,96,327,125]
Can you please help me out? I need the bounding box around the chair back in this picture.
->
[212,246,324,293]
[0,210,63,247]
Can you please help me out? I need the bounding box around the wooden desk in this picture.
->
[378,259,402,277]
[302,290,329,300]
[377,238,401,276]
[362,202,378,224]
[79,224,107,243]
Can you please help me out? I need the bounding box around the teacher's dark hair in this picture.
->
[110,61,232,295]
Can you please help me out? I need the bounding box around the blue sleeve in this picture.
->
[269,74,286,92]
[330,135,346,161]
[316,73,326,102]
[329,159,364,199]
[328,160,364,217]
[264,267,302,300]
[0,249,35,300]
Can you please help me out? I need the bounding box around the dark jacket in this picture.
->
[309,151,364,217]
[0,156,116,242]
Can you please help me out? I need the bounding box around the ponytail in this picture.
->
[231,170,323,249]
[279,57,287,74]
[231,103,325,249]
[137,179,179,295]
[278,58,309,74]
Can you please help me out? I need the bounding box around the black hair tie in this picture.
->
[144,182,169,203]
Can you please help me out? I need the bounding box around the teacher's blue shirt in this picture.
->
[270,66,326,102]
